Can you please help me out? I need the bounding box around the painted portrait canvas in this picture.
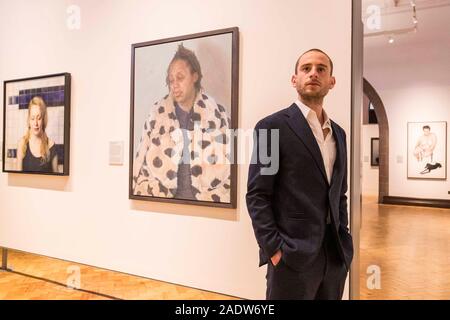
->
[407,121,447,180]
[2,73,71,175]
[371,137,379,167]
[129,28,239,208]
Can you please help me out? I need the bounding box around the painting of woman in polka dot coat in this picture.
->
[132,44,232,204]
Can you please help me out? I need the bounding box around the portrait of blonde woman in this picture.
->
[3,73,70,175]
[16,96,58,173]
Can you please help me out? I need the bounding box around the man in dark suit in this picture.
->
[246,49,353,300]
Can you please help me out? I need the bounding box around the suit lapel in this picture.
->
[330,121,344,188]
[286,104,329,185]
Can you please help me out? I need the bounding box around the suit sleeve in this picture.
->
[246,119,283,259]
[339,130,350,234]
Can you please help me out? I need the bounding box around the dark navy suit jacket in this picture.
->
[246,103,354,272]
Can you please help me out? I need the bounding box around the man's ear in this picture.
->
[329,76,336,89]
[291,74,298,88]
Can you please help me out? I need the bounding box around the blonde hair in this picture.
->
[22,96,50,163]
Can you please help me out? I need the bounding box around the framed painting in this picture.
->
[129,27,239,208]
[2,73,71,175]
[371,137,379,167]
[407,121,447,180]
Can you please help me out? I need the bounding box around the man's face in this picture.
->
[291,51,336,100]
[168,59,198,106]
[423,128,431,136]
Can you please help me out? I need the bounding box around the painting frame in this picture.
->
[2,72,71,176]
[370,137,379,167]
[407,121,447,180]
[129,27,239,208]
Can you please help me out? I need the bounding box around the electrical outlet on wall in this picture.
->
[396,155,403,164]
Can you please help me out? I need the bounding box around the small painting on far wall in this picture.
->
[407,121,447,180]
[371,137,379,167]
[2,73,71,175]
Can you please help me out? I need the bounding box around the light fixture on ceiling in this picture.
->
[364,0,419,38]
[412,0,418,25]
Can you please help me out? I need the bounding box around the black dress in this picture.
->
[22,142,57,173]
[174,103,195,200]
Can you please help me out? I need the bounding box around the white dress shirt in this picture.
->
[296,100,336,183]
[296,100,336,224]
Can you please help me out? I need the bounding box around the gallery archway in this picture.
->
[363,78,389,203]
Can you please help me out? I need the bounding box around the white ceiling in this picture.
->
[362,0,450,91]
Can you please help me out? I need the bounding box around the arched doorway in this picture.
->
[363,78,389,203]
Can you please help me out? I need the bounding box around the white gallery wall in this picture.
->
[379,85,450,200]
[362,125,379,196]
[0,0,353,299]
[364,3,450,201]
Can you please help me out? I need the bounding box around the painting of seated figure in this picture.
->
[129,28,239,208]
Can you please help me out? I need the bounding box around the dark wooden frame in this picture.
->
[407,121,447,180]
[2,72,71,176]
[370,137,379,167]
[129,27,239,208]
[363,78,389,203]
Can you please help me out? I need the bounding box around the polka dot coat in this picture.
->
[133,91,232,203]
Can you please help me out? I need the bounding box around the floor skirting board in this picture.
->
[383,196,450,209]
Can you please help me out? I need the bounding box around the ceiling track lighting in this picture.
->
[364,0,419,38]
[411,1,418,25]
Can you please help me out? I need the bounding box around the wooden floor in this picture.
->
[0,250,239,300]
[1,197,449,300]
[360,196,450,300]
